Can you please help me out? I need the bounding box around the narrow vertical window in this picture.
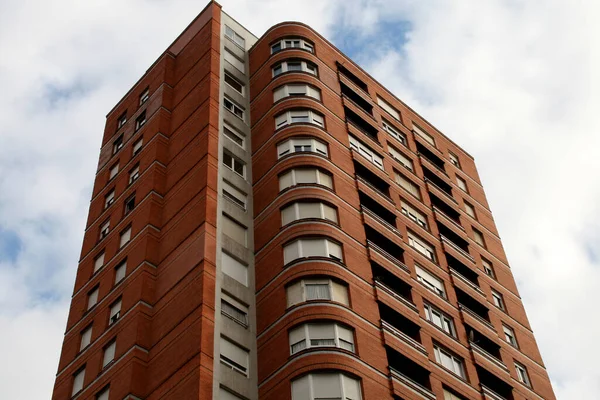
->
[129,164,140,184]
[113,135,124,154]
[139,87,149,105]
[132,138,143,156]
[135,111,146,131]
[72,367,85,396]
[492,289,505,311]
[114,260,126,285]
[87,287,99,310]
[93,251,105,274]
[119,226,131,248]
[117,112,127,130]
[80,325,92,351]
[109,298,122,325]
[109,163,119,180]
[102,340,116,368]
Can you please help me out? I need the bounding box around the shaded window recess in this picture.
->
[341,82,373,115]
[337,62,369,92]
[345,106,378,142]
[354,161,391,198]
[371,262,413,302]
[416,142,446,171]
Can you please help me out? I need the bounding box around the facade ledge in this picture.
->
[390,368,436,400]
[382,320,427,355]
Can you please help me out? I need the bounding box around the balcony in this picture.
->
[426,180,457,209]
[345,106,379,141]
[457,288,494,333]
[354,161,391,200]
[433,205,464,232]
[441,235,475,263]
[372,262,417,313]
[437,223,470,253]
[360,192,401,237]
[468,325,509,374]
[387,347,435,400]
[337,62,369,92]
[423,167,452,195]
[341,83,374,116]
[379,302,423,350]
[366,225,405,262]
[477,366,514,400]
[416,142,446,173]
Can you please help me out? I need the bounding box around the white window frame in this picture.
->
[223,122,245,149]
[119,226,131,248]
[223,150,246,178]
[424,303,455,337]
[132,138,143,156]
[109,298,121,326]
[473,228,486,247]
[114,260,126,284]
[102,340,116,368]
[220,337,249,376]
[279,168,333,191]
[224,72,245,95]
[291,372,362,400]
[377,96,400,120]
[482,258,495,279]
[286,278,349,307]
[275,109,324,129]
[456,175,468,192]
[117,113,127,130]
[408,232,436,262]
[222,214,248,247]
[515,362,531,387]
[222,180,247,210]
[99,220,110,240]
[72,368,85,396]
[104,190,115,209]
[129,164,140,184]
[449,152,461,168]
[135,112,146,131]
[222,252,248,286]
[96,387,110,400]
[281,201,338,225]
[434,343,466,378]
[224,25,245,48]
[139,88,149,106]
[94,252,105,274]
[289,322,355,354]
[224,48,245,73]
[389,145,413,171]
[274,83,321,102]
[382,119,406,145]
[413,124,436,147]
[221,292,249,327]
[349,135,383,169]
[271,38,314,54]
[277,137,328,158]
[492,289,505,310]
[272,60,317,77]
[109,163,119,180]
[80,325,92,351]
[283,237,343,265]
[224,96,245,120]
[87,287,99,310]
[395,172,421,199]
[464,202,476,219]
[503,325,518,347]
[416,265,445,298]
[113,135,124,154]
[401,201,428,230]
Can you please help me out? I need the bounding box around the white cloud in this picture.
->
[0,0,597,398]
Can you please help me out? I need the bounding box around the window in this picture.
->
[413,124,436,146]
[93,252,105,274]
[283,237,343,264]
[424,303,455,337]
[222,252,248,286]
[221,293,248,326]
[124,194,135,216]
[224,97,244,120]
[220,337,249,376]
[72,367,85,396]
[80,325,92,351]
[281,201,338,225]
[220,389,245,400]
[277,137,328,158]
[224,72,244,94]
[225,25,245,48]
[274,83,321,102]
[102,339,116,368]
[96,386,110,400]
[449,152,460,168]
[286,278,349,307]
[114,260,126,285]
[223,151,245,177]
[434,344,465,378]
[377,96,400,120]
[109,163,119,180]
[395,172,421,199]
[109,298,122,325]
[443,388,467,400]
[129,164,140,184]
[456,175,468,192]
[408,231,436,261]
[416,265,445,297]
[222,180,247,209]
[503,325,518,347]
[132,138,143,156]
[279,168,333,191]
[382,119,406,145]
[113,135,124,154]
[388,145,413,171]
[224,48,245,72]
[482,258,495,279]
[271,38,314,53]
[135,111,146,131]
[289,322,354,354]
[99,219,110,240]
[491,289,505,310]
[473,228,485,247]
[349,135,383,169]
[272,60,317,77]
[117,112,127,130]
[222,215,247,246]
[515,362,531,387]
[401,201,428,229]
[464,202,476,219]
[104,190,115,209]
[119,226,131,248]
[275,109,324,129]
[291,372,362,400]
[139,87,149,105]
[87,287,99,312]
[223,123,245,148]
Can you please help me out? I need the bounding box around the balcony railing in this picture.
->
[390,367,436,400]
[459,304,495,332]
[418,152,448,176]
[471,342,509,372]
[362,206,402,237]
[433,206,464,231]
[356,176,393,204]
[375,280,418,313]
[482,385,509,400]
[382,320,427,355]
[441,235,475,262]
[450,268,484,295]
[425,179,458,204]
[367,240,409,273]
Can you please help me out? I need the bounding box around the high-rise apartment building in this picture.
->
[51,2,556,399]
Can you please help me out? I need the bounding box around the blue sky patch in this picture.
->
[0,227,23,264]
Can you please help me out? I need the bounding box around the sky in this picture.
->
[0,0,598,398]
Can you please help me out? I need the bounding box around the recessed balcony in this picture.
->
[387,347,435,400]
